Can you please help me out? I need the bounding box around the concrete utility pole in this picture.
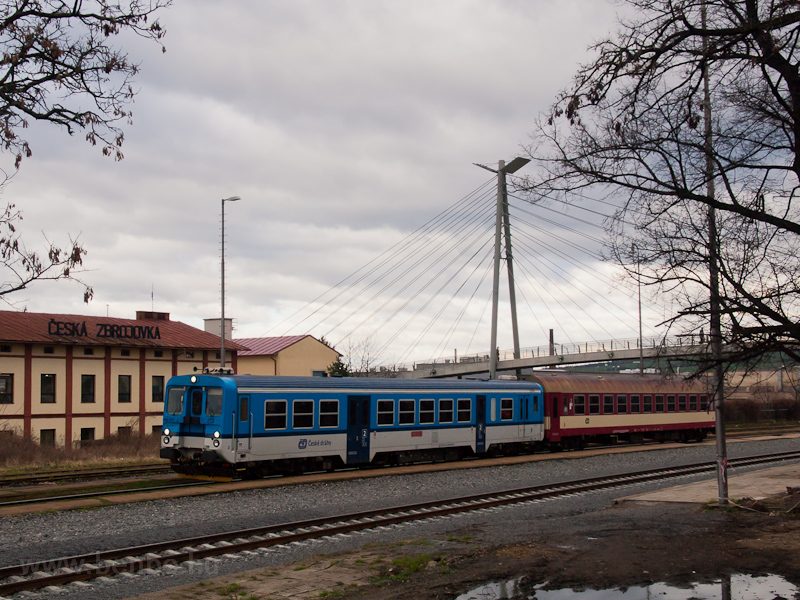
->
[702,1,728,504]
[477,157,529,379]
[220,195,241,370]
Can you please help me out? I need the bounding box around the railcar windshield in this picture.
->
[166,386,186,415]
[206,388,223,416]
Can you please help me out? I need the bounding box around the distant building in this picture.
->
[0,310,246,447]
[235,335,340,377]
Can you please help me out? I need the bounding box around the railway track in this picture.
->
[0,463,171,487]
[2,449,798,597]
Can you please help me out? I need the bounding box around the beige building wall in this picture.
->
[237,355,277,376]
[276,338,339,376]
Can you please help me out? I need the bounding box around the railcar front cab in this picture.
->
[160,374,237,479]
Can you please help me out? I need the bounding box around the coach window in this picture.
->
[500,398,514,421]
[589,395,600,415]
[399,399,415,425]
[655,395,665,412]
[320,400,339,428]
[457,398,471,423]
[630,395,640,413]
[678,395,687,412]
[700,395,709,411]
[667,395,676,412]
[603,395,614,414]
[206,388,223,417]
[490,398,497,421]
[377,400,394,426]
[419,399,435,424]
[439,398,454,423]
[561,397,568,415]
[265,400,287,429]
[166,387,185,415]
[573,394,585,415]
[293,400,314,429]
[617,395,627,414]
[643,395,653,412]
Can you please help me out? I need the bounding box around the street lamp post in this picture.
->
[221,195,241,370]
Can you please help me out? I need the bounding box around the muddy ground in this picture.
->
[142,495,800,600]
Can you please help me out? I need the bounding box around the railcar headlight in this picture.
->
[163,436,170,445]
[213,430,220,439]
[213,439,220,448]
[163,428,170,436]
[190,375,197,383]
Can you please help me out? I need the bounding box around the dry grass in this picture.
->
[0,432,162,474]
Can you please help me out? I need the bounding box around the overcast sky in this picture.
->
[2,0,668,366]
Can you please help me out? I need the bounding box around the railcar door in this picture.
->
[476,395,486,453]
[235,395,252,455]
[346,396,371,464]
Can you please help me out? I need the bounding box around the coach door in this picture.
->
[476,395,486,454]
[550,396,561,441]
[519,395,533,440]
[346,396,371,464]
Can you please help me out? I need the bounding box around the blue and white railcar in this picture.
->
[160,374,544,480]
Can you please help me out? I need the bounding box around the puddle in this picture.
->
[454,573,799,599]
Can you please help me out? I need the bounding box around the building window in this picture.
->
[0,345,10,352]
[320,400,339,428]
[43,346,54,354]
[121,349,130,357]
[152,376,165,403]
[81,427,95,442]
[377,400,394,426]
[117,426,132,437]
[118,375,131,403]
[0,373,13,404]
[151,425,161,435]
[41,374,56,404]
[185,351,194,359]
[39,429,56,446]
[83,348,94,356]
[154,350,163,358]
[81,374,95,403]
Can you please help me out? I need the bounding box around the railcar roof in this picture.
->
[524,371,711,394]
[223,375,541,392]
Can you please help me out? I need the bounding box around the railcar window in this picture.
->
[399,399,415,425]
[617,395,627,413]
[700,395,709,411]
[166,386,185,415]
[678,395,687,411]
[631,395,640,413]
[574,395,585,415]
[439,398,454,423]
[377,400,394,426]
[240,396,249,421]
[265,400,287,429]
[419,399,435,424]
[643,395,653,412]
[457,398,471,422]
[589,395,600,414]
[293,400,314,429]
[320,400,339,428]
[206,388,223,417]
[500,398,513,421]
[603,395,614,414]
[689,395,698,411]
[191,390,203,416]
[655,395,665,412]
[667,395,676,412]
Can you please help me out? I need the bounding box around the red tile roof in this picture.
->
[0,311,247,350]
[236,335,338,357]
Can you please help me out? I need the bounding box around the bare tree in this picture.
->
[523,0,800,374]
[0,0,169,301]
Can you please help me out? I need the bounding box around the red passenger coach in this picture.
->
[524,371,715,450]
